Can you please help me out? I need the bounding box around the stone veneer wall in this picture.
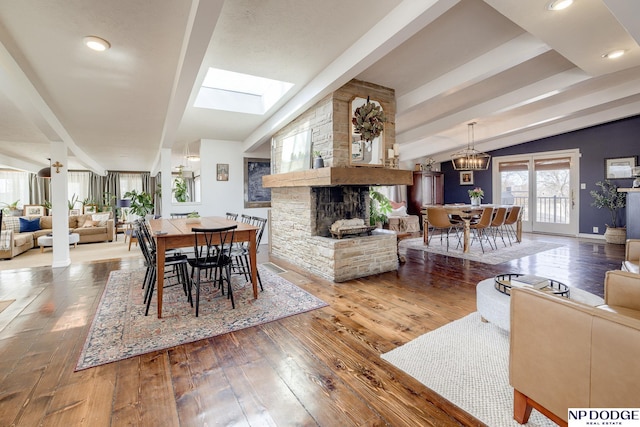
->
[269,79,398,282]
[270,187,397,282]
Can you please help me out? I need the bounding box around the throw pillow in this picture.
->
[389,205,408,217]
[19,217,42,232]
[91,213,110,227]
[82,220,96,228]
[2,217,21,233]
[389,200,406,209]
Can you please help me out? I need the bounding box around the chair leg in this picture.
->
[144,267,157,316]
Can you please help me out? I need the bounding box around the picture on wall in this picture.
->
[244,157,271,208]
[217,163,229,181]
[605,156,636,179]
[459,171,474,185]
[69,209,81,216]
[23,205,45,216]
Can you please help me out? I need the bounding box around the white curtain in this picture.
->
[119,173,143,195]
[0,170,30,209]
[68,171,91,208]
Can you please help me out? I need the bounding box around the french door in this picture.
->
[492,149,579,236]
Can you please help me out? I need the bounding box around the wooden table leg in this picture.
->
[423,217,429,245]
[156,237,166,318]
[516,218,522,242]
[249,230,258,299]
[463,220,471,253]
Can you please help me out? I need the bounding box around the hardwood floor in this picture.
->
[0,234,625,426]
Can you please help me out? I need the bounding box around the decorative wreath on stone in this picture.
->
[352,97,386,142]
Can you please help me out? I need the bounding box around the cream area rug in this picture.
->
[399,236,563,265]
[0,240,142,271]
[381,312,555,427]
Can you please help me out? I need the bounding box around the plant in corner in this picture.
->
[590,180,626,244]
[369,187,392,227]
[172,165,190,203]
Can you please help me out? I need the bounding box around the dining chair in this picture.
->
[226,212,238,221]
[425,207,461,251]
[135,219,191,316]
[469,207,495,253]
[489,207,509,247]
[188,225,237,316]
[124,222,138,251]
[503,205,522,244]
[170,212,189,218]
[229,215,266,291]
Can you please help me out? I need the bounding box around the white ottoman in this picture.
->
[476,277,605,332]
[37,233,80,252]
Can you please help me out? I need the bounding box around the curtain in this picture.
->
[27,173,50,206]
[88,172,103,208]
[104,171,120,202]
[151,173,161,217]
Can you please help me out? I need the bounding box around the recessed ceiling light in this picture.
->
[546,0,574,11]
[83,36,111,52]
[602,49,626,59]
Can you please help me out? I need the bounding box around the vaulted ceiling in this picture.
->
[0,0,638,175]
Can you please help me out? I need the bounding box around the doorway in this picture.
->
[492,149,579,236]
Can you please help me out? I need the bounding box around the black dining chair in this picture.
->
[229,215,266,291]
[226,212,238,221]
[135,219,191,316]
[188,225,237,316]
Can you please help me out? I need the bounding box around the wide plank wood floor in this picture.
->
[0,233,625,426]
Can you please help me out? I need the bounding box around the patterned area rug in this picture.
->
[76,265,327,370]
[382,312,555,427]
[399,236,563,265]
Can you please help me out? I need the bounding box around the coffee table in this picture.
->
[37,233,80,252]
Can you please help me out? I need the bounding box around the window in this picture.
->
[0,169,29,209]
[119,173,143,196]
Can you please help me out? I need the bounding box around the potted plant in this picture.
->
[369,187,391,228]
[590,180,626,244]
[186,211,200,224]
[468,187,484,206]
[172,166,189,202]
[43,200,52,215]
[1,199,21,216]
[68,194,79,210]
[123,189,154,219]
[313,151,324,169]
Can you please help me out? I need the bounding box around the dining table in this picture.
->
[148,216,260,318]
[421,204,522,253]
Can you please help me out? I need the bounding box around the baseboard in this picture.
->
[577,233,606,240]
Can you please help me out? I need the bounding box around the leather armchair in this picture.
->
[623,239,640,274]
[509,270,640,426]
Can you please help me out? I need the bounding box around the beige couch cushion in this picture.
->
[40,216,53,229]
[14,232,33,246]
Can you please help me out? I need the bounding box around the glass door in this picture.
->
[493,150,579,236]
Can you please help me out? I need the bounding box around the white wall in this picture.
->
[196,139,271,244]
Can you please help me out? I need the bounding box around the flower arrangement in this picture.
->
[468,187,484,199]
[352,97,386,142]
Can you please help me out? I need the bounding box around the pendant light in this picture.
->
[451,122,491,171]
[38,158,52,178]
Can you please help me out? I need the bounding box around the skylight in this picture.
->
[194,68,294,115]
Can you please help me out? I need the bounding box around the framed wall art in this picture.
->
[216,163,229,181]
[23,205,45,216]
[83,204,97,214]
[459,171,474,185]
[605,156,636,179]
[244,157,271,208]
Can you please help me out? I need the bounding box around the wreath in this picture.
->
[352,97,385,142]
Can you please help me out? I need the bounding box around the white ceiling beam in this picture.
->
[241,0,462,152]
[151,0,224,175]
[397,33,551,114]
[0,40,106,175]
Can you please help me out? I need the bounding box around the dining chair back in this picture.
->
[426,207,461,251]
[469,207,495,253]
[229,215,266,291]
[226,212,239,221]
[489,207,509,247]
[503,205,522,243]
[189,225,237,316]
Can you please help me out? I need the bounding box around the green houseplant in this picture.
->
[369,187,391,227]
[1,199,21,216]
[172,166,189,202]
[123,189,154,218]
[590,180,626,244]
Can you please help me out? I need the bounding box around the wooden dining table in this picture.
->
[148,217,260,318]
[421,204,522,253]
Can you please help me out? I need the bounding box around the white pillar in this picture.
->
[50,140,70,268]
[161,148,172,217]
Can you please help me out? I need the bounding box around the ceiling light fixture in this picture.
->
[546,0,574,11]
[83,36,111,52]
[451,122,491,171]
[184,142,200,162]
[602,49,625,59]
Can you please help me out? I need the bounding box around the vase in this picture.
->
[313,157,324,169]
[604,226,626,244]
[470,197,481,206]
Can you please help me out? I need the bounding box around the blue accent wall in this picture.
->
[442,115,640,236]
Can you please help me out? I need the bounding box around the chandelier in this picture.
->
[451,122,490,171]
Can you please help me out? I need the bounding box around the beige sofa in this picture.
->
[509,270,640,426]
[622,238,639,274]
[0,213,114,259]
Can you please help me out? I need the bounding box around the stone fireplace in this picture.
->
[263,80,412,282]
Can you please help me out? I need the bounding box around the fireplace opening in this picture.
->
[313,186,369,237]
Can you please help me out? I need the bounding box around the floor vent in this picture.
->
[261,262,287,274]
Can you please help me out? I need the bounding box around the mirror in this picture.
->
[172,142,201,204]
[350,96,385,167]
